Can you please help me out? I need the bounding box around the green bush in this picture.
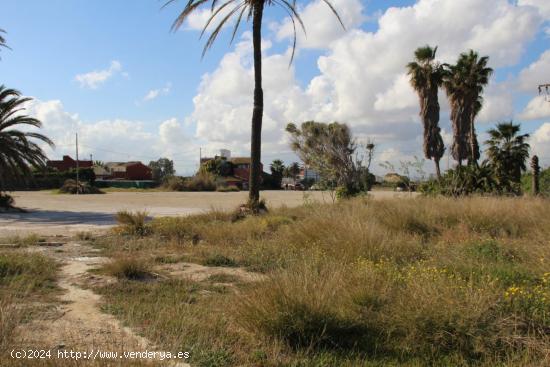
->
[10,167,97,190]
[420,163,501,196]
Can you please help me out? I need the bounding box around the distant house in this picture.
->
[47,155,92,172]
[201,150,264,189]
[92,165,111,180]
[103,162,153,181]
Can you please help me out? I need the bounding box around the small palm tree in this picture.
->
[165,0,343,207]
[407,45,445,180]
[485,121,530,192]
[270,159,285,187]
[288,162,301,181]
[270,159,285,176]
[0,86,54,191]
[444,50,493,166]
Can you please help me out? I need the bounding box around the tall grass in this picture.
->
[95,196,550,365]
[0,253,58,292]
[115,210,150,236]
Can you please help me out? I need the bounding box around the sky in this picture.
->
[1,0,549,176]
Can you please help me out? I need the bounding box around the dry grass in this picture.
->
[103,256,154,281]
[91,196,550,366]
[0,252,63,366]
[0,252,58,293]
[114,210,150,236]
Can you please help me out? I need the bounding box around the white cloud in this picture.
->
[476,82,515,123]
[275,0,365,49]
[531,122,550,166]
[143,82,172,102]
[520,95,550,120]
[184,5,235,32]
[518,50,550,91]
[75,61,124,89]
[518,0,550,19]
[374,73,417,112]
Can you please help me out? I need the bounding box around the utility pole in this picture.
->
[75,133,80,195]
[199,147,202,171]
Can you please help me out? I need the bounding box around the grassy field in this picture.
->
[79,196,550,366]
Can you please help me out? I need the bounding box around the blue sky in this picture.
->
[1,0,549,175]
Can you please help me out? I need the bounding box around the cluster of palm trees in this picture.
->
[0,30,53,199]
[407,46,493,179]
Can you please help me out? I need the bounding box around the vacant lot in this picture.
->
[0,190,413,236]
[3,196,549,366]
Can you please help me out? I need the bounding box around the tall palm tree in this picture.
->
[166,0,343,206]
[485,121,530,191]
[444,50,493,166]
[407,45,445,180]
[0,86,54,191]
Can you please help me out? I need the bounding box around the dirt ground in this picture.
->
[0,190,415,236]
[12,239,191,366]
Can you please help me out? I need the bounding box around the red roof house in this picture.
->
[105,162,153,181]
[47,155,93,172]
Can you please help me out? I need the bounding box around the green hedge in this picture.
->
[7,168,96,190]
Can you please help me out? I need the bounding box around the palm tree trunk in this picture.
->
[434,157,441,181]
[248,2,264,206]
[468,117,476,166]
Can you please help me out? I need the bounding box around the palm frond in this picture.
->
[166,0,342,64]
[0,85,53,191]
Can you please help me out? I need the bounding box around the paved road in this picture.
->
[0,190,416,236]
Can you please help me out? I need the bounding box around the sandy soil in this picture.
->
[15,240,190,367]
[0,190,416,236]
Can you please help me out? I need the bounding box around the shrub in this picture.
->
[420,163,499,196]
[185,172,216,192]
[162,176,186,191]
[0,193,14,209]
[9,167,98,190]
[59,179,104,194]
[104,257,153,281]
[115,210,150,236]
